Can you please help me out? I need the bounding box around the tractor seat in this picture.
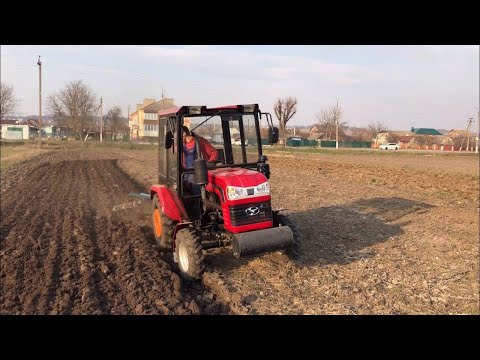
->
[214,147,226,164]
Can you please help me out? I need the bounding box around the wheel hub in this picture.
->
[153,209,162,237]
[178,242,189,272]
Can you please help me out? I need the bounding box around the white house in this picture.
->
[0,124,30,140]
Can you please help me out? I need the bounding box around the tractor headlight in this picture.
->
[227,186,247,200]
[241,104,256,113]
[255,181,270,196]
[226,181,270,200]
[188,106,203,115]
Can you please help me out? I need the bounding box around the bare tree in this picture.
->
[415,135,427,146]
[314,102,347,141]
[47,80,99,139]
[107,105,122,141]
[417,135,435,147]
[426,135,435,147]
[0,82,19,120]
[388,133,401,143]
[347,127,371,142]
[451,136,465,147]
[368,120,389,147]
[274,97,297,146]
[368,120,388,140]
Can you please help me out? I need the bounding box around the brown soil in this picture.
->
[1,147,478,314]
[0,149,228,314]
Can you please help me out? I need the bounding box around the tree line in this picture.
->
[2,80,398,143]
[273,96,394,144]
[1,80,127,140]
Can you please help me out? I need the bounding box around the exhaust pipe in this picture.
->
[231,226,293,258]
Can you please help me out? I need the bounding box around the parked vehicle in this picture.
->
[232,137,248,146]
[380,143,399,150]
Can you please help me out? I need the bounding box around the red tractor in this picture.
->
[150,104,300,279]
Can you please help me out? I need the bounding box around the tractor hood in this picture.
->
[208,167,267,188]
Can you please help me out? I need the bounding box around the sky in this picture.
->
[1,45,479,130]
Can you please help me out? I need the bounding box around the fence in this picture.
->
[247,138,271,146]
[400,144,477,152]
[286,139,319,147]
[320,141,371,148]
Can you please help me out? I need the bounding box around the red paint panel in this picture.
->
[150,185,183,222]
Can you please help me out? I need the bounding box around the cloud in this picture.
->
[108,45,369,85]
[67,64,123,75]
[264,67,297,80]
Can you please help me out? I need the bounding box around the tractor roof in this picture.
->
[157,105,256,117]
[157,106,182,117]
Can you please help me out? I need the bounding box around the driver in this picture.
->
[182,126,219,195]
[182,126,219,167]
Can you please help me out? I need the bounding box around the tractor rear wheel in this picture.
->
[152,195,174,252]
[175,228,204,279]
[274,213,301,259]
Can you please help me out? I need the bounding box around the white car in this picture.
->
[380,143,399,150]
[232,138,248,146]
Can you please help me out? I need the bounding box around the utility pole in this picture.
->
[100,97,103,142]
[335,116,339,149]
[161,88,164,113]
[127,105,130,139]
[476,110,479,154]
[461,117,473,150]
[37,55,42,147]
[466,117,473,150]
[335,99,339,150]
[161,88,164,138]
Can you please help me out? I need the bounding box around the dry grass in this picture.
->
[0,143,45,171]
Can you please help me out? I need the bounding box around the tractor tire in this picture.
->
[152,195,174,252]
[274,213,301,259]
[175,228,205,280]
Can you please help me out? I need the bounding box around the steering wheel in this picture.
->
[207,160,223,167]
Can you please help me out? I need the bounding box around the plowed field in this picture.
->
[1,144,478,314]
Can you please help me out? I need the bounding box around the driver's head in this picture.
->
[182,125,193,143]
[182,125,191,136]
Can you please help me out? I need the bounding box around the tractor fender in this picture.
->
[150,185,183,222]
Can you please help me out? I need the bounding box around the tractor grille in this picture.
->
[229,201,272,227]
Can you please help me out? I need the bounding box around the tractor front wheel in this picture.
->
[152,195,174,252]
[274,213,301,259]
[175,228,204,279]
